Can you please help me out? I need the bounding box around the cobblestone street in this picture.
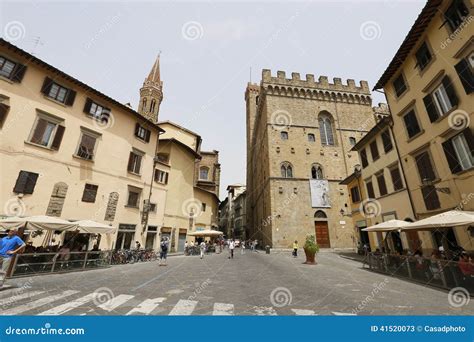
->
[2,251,473,316]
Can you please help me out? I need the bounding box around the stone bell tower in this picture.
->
[138,55,163,123]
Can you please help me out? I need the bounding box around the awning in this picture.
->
[401,210,474,231]
[72,220,116,234]
[0,215,77,231]
[362,219,412,232]
[187,230,224,237]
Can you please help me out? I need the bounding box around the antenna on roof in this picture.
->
[31,36,44,55]
[249,67,252,83]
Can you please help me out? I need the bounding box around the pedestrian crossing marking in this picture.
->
[212,302,234,315]
[169,299,198,315]
[253,306,277,316]
[126,297,166,315]
[291,309,316,315]
[98,294,134,312]
[38,293,95,316]
[1,290,79,315]
[332,311,357,316]
[0,290,45,307]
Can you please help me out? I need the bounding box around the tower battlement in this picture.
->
[261,69,370,95]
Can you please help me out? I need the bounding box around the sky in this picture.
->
[1,0,426,199]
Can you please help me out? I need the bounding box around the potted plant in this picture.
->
[303,234,319,265]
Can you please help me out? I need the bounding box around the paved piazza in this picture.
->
[1,251,473,316]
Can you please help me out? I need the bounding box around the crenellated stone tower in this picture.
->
[245,69,377,249]
[138,56,163,123]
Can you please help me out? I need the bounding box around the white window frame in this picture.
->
[0,57,16,79]
[28,111,62,148]
[155,169,168,184]
[75,128,100,160]
[432,84,452,116]
[137,125,147,140]
[48,83,68,103]
[452,134,474,170]
[129,149,144,175]
[127,186,142,208]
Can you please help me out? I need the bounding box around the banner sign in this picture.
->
[310,179,331,208]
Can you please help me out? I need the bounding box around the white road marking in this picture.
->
[169,299,197,315]
[0,290,45,307]
[98,294,134,312]
[291,309,316,315]
[1,290,79,315]
[253,306,277,316]
[332,311,357,316]
[212,303,234,315]
[126,297,166,315]
[38,293,95,316]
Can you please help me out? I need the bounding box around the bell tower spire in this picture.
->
[138,54,163,123]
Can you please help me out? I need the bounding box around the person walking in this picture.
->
[0,229,25,288]
[292,240,298,258]
[228,239,235,259]
[159,237,169,266]
[200,240,206,259]
[241,240,245,255]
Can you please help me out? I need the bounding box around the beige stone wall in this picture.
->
[246,70,377,248]
[195,151,220,197]
[0,47,167,250]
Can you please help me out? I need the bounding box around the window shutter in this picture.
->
[145,129,151,143]
[50,125,65,150]
[442,139,462,174]
[164,172,169,184]
[41,77,54,95]
[102,107,111,123]
[11,63,27,82]
[0,104,9,127]
[454,59,473,94]
[13,171,28,193]
[421,185,440,210]
[441,75,459,107]
[30,118,48,144]
[24,172,39,194]
[415,152,436,182]
[134,123,140,137]
[154,169,159,182]
[423,94,439,123]
[127,152,134,172]
[65,89,76,106]
[463,128,474,154]
[83,98,93,114]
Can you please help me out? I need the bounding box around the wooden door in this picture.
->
[314,221,330,248]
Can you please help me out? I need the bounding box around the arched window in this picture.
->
[311,164,324,179]
[142,98,147,111]
[308,133,315,142]
[319,112,335,145]
[280,162,293,178]
[314,210,327,219]
[349,137,356,146]
[199,166,209,180]
[281,131,288,140]
[150,99,156,113]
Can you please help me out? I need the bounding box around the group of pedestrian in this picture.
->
[0,229,26,289]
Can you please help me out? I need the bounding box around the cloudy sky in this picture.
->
[1,0,426,199]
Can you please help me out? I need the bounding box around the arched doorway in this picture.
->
[314,210,330,248]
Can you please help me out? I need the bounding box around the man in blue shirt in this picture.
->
[0,229,25,288]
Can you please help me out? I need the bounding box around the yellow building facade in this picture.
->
[373,0,473,253]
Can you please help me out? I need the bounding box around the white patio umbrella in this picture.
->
[187,230,224,237]
[72,220,116,234]
[362,219,412,232]
[402,210,474,231]
[0,215,78,231]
